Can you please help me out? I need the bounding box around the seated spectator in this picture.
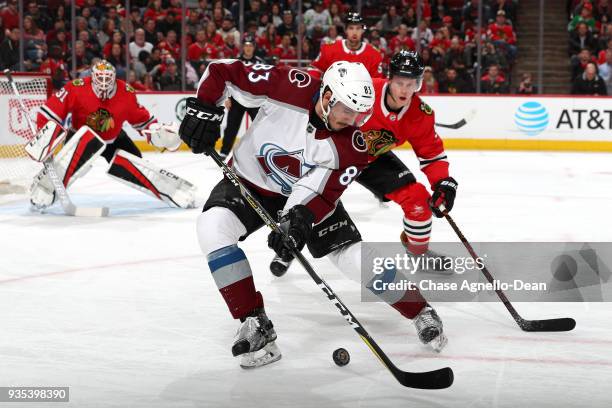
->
[480,64,509,94]
[572,61,607,94]
[369,29,388,55]
[597,37,612,63]
[431,28,451,57]
[206,21,226,48]
[328,2,343,28]
[597,49,612,94]
[130,28,154,62]
[412,20,433,49]
[439,68,472,93]
[271,33,297,62]
[48,29,70,62]
[568,3,596,32]
[142,73,158,91]
[159,59,182,90]
[492,0,517,23]
[444,36,468,75]
[40,45,70,90]
[258,23,281,56]
[143,18,160,46]
[186,9,205,38]
[25,1,51,31]
[321,25,342,45]
[221,33,240,58]
[304,0,331,37]
[571,48,597,78]
[188,30,213,70]
[78,30,102,60]
[219,15,241,45]
[133,50,150,80]
[107,43,127,79]
[376,5,402,35]
[80,7,99,31]
[97,19,117,49]
[516,73,538,94]
[488,10,517,60]
[103,30,125,59]
[158,30,181,60]
[569,22,597,56]
[277,10,297,39]
[441,15,461,38]
[144,0,166,23]
[431,1,450,27]
[73,40,93,76]
[128,71,148,91]
[271,3,283,27]
[463,0,492,27]
[421,67,439,94]
[0,27,20,70]
[0,0,19,31]
[482,41,508,73]
[158,11,182,36]
[402,6,417,29]
[389,24,416,53]
[23,16,45,66]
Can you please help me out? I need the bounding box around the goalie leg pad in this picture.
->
[107,150,197,208]
[25,120,68,162]
[30,126,105,208]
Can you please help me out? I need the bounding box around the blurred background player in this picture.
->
[219,34,265,160]
[32,60,196,210]
[309,12,383,79]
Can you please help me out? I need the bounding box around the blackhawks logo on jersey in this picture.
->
[126,84,135,93]
[363,129,397,156]
[72,78,84,86]
[420,102,433,115]
[86,108,115,133]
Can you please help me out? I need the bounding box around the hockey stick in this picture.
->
[206,148,453,389]
[435,109,476,130]
[4,70,108,217]
[444,212,576,332]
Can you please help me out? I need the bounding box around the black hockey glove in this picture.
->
[429,177,458,218]
[267,205,315,262]
[179,97,224,155]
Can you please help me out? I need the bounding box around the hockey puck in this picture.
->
[332,348,350,366]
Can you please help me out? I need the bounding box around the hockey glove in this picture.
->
[429,177,458,217]
[268,205,315,262]
[179,97,224,155]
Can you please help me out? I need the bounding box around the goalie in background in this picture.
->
[31,60,197,210]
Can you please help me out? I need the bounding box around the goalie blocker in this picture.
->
[30,126,197,210]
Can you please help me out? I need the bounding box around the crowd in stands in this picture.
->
[0,0,519,94]
[568,0,611,95]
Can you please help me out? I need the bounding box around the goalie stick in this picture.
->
[4,70,108,217]
[205,148,454,389]
[444,212,576,332]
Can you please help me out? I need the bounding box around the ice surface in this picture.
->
[0,150,611,407]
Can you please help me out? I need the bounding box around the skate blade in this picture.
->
[427,333,448,353]
[239,341,282,369]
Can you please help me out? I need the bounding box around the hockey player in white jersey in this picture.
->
[180,60,445,369]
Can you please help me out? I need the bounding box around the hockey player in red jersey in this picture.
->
[32,60,196,210]
[309,12,383,79]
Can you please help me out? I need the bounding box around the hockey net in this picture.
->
[0,73,51,195]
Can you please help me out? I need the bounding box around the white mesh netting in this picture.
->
[0,74,49,195]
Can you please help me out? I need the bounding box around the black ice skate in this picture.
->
[413,305,448,353]
[232,308,281,369]
[400,232,454,274]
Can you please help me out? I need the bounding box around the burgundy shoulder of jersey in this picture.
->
[329,127,369,170]
[267,66,319,111]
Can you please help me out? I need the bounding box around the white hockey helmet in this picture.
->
[319,61,374,129]
[91,60,117,100]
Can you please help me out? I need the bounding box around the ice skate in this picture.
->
[232,308,282,369]
[413,305,447,352]
[400,232,454,274]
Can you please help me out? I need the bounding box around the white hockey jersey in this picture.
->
[196,60,369,223]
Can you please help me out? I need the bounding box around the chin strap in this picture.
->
[319,94,333,131]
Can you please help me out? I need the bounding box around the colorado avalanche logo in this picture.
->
[256,143,314,194]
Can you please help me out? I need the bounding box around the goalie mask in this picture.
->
[92,60,117,100]
[319,61,374,130]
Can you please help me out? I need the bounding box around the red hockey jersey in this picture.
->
[310,39,383,79]
[360,78,448,187]
[196,60,368,223]
[37,77,155,143]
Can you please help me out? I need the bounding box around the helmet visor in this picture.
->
[330,100,373,128]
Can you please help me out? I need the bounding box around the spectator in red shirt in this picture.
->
[258,24,281,56]
[205,21,225,48]
[271,33,297,63]
[158,30,181,60]
[103,30,125,59]
[144,0,166,23]
[39,45,70,90]
[389,24,416,53]
[221,33,240,58]
[488,10,516,60]
[188,29,218,71]
[0,0,18,31]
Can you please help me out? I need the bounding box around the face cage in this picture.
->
[93,70,116,99]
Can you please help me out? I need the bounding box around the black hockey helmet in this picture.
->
[344,11,365,29]
[243,34,256,45]
[389,50,425,79]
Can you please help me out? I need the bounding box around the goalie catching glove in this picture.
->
[267,205,315,262]
[429,177,458,217]
[179,97,224,154]
[143,122,182,151]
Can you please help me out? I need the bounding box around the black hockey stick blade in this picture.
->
[519,317,576,332]
[435,118,466,129]
[395,366,454,389]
